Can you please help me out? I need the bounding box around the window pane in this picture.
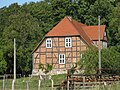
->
[62,54,64,58]
[69,39,70,42]
[65,38,72,48]
[60,55,62,58]
[66,39,68,42]
[60,60,62,63]
[46,39,52,48]
[59,54,65,64]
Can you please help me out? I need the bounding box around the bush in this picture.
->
[78,47,120,74]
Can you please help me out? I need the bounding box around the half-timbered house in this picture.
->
[32,16,107,74]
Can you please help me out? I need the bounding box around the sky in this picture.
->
[0,0,41,8]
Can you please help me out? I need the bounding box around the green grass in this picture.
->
[91,82,120,90]
[1,74,120,90]
[0,74,66,90]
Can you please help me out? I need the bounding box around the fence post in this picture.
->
[83,76,85,90]
[12,80,15,90]
[67,70,70,90]
[67,78,69,90]
[38,80,41,90]
[27,81,29,90]
[3,75,5,90]
[51,79,54,90]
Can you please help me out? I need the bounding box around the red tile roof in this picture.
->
[71,20,92,45]
[46,16,106,45]
[46,17,80,36]
[82,25,105,40]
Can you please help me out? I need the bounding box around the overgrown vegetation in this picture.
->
[78,47,120,74]
[0,74,66,90]
[39,63,53,74]
[0,0,119,75]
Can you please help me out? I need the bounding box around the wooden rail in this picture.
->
[55,72,120,90]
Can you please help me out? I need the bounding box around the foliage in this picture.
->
[39,63,44,71]
[45,64,53,74]
[108,2,120,46]
[39,63,53,74]
[70,63,77,74]
[78,47,120,74]
[0,50,7,74]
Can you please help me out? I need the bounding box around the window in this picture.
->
[104,32,106,36]
[65,37,72,48]
[46,39,52,48]
[80,53,85,63]
[81,52,85,58]
[80,53,83,59]
[59,54,65,64]
[102,41,107,48]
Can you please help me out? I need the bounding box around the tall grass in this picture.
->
[0,74,66,90]
[91,82,120,90]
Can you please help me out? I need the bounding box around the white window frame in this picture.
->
[81,52,85,59]
[59,54,65,64]
[102,41,107,48]
[104,32,106,36]
[80,53,83,59]
[80,53,85,63]
[65,37,72,48]
[46,39,52,48]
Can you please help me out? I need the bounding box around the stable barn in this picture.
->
[32,16,107,75]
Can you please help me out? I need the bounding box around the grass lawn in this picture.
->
[92,82,120,90]
[0,74,66,90]
[0,74,120,90]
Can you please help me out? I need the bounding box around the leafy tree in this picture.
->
[39,63,53,74]
[2,11,42,74]
[85,0,114,25]
[0,50,7,74]
[108,2,120,46]
[23,1,54,34]
[78,47,120,74]
[49,0,80,23]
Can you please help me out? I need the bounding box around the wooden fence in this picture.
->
[55,71,120,90]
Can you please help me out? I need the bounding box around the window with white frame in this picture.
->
[81,52,85,59]
[104,32,106,36]
[46,39,52,48]
[59,54,65,64]
[102,41,107,48]
[80,53,83,59]
[80,53,85,63]
[65,37,72,48]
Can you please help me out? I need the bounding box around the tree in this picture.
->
[108,2,120,46]
[2,11,42,74]
[0,50,7,74]
[78,47,120,74]
[84,0,114,25]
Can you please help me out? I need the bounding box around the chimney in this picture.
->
[67,16,72,21]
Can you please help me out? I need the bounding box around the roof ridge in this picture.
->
[65,17,81,35]
[82,25,105,27]
[81,26,92,41]
[71,19,92,45]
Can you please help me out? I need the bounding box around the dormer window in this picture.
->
[65,37,72,48]
[46,39,52,48]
